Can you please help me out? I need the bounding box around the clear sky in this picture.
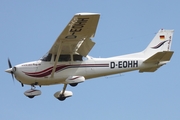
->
[1,0,180,120]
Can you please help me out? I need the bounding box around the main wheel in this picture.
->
[58,96,66,101]
[69,83,78,87]
[27,96,35,99]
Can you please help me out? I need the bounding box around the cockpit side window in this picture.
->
[41,53,52,61]
[54,54,71,62]
[73,54,83,61]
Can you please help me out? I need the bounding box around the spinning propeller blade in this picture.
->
[8,58,12,68]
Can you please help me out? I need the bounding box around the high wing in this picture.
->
[48,13,100,57]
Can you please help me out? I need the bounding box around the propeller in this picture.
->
[6,58,15,82]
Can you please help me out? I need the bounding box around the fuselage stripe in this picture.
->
[23,64,109,77]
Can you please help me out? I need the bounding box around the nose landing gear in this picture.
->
[24,84,41,99]
[24,89,41,98]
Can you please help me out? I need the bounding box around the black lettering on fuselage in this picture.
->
[133,60,138,67]
[128,61,133,67]
[110,62,115,69]
[123,61,127,68]
[118,61,122,68]
[110,60,138,69]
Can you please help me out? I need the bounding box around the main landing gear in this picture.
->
[54,84,73,101]
[53,76,85,101]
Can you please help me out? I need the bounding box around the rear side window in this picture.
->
[73,54,83,61]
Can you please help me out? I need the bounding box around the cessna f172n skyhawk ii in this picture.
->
[5,13,174,101]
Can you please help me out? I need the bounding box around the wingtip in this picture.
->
[75,12,100,16]
[159,29,174,32]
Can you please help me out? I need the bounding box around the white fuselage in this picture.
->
[13,52,157,86]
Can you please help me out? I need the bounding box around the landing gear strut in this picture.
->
[58,84,67,101]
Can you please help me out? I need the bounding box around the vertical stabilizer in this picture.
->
[143,29,174,57]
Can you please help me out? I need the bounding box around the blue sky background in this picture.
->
[1,0,180,120]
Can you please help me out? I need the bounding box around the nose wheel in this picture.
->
[24,85,41,99]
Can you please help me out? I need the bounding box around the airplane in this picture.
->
[5,13,174,101]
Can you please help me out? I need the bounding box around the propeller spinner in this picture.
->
[5,58,15,81]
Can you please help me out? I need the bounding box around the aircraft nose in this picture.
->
[5,68,13,73]
[5,67,16,73]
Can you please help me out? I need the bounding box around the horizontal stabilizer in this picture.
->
[143,51,174,63]
[139,66,161,72]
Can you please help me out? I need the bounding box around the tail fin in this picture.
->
[143,29,174,57]
[139,29,174,72]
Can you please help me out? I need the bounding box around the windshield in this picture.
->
[41,53,52,61]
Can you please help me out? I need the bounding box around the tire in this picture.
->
[58,97,66,101]
[28,96,35,99]
[69,83,78,87]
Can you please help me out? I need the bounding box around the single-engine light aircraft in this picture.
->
[5,13,174,101]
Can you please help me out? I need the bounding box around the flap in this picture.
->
[77,38,95,56]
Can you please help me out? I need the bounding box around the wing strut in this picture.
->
[50,41,62,78]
